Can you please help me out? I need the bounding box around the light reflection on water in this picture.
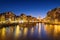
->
[1,27,6,37]
[30,27,34,36]
[0,23,60,40]
[23,27,28,37]
[15,25,20,37]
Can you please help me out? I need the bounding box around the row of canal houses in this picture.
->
[42,7,60,23]
[0,12,39,23]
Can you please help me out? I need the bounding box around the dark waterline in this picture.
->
[0,23,60,40]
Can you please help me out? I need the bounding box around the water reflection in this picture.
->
[38,23,41,35]
[44,24,60,40]
[30,27,34,36]
[1,27,6,40]
[54,25,60,39]
[23,27,28,37]
[1,27,6,37]
[0,23,60,40]
[15,25,20,37]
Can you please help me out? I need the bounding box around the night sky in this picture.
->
[0,0,60,18]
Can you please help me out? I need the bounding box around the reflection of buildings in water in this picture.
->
[44,24,47,31]
[54,25,60,37]
[38,23,41,35]
[9,26,14,33]
[6,27,13,34]
[23,27,28,36]
[36,23,41,26]
[44,24,60,38]
[30,27,34,35]
[1,27,6,40]
[36,23,38,26]
[1,27,6,37]
[6,27,10,34]
[20,27,23,30]
[15,25,21,38]
[44,24,54,36]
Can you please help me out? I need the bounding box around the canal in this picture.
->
[0,23,60,40]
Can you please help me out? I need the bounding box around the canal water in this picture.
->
[0,23,60,40]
